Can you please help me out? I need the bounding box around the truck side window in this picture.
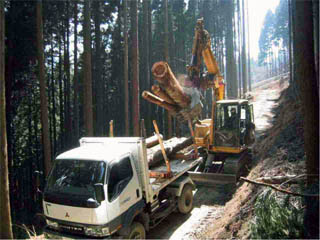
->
[108,156,133,201]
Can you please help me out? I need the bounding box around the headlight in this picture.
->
[46,219,59,229]
[84,226,109,237]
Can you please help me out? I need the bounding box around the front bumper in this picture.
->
[43,226,116,239]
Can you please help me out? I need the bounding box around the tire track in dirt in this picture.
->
[147,184,235,239]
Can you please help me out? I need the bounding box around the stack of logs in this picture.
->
[145,134,193,168]
[142,61,192,117]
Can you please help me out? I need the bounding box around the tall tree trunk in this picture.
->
[50,36,56,155]
[130,0,140,136]
[73,0,79,143]
[143,0,151,135]
[0,1,13,238]
[123,0,129,136]
[289,0,298,98]
[58,23,64,151]
[148,0,153,120]
[226,0,238,98]
[36,0,52,176]
[292,1,319,238]
[94,0,104,136]
[237,0,242,97]
[313,0,319,88]
[164,0,172,138]
[241,0,247,95]
[64,1,72,147]
[83,0,93,136]
[246,0,252,91]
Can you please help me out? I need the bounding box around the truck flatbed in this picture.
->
[149,157,202,194]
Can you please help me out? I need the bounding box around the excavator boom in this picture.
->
[188,18,225,100]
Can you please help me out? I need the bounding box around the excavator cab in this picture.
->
[214,100,255,150]
[195,99,255,152]
[191,100,255,185]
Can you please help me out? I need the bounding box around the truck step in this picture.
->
[149,201,176,229]
[150,199,160,213]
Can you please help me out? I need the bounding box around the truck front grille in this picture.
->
[58,223,84,235]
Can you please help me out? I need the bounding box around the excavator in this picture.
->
[185,18,255,184]
[143,18,255,185]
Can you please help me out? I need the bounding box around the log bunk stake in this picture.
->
[109,120,114,137]
[149,120,172,179]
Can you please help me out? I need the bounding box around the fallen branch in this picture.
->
[12,224,36,238]
[256,174,319,185]
[256,175,303,184]
[279,174,319,188]
[240,177,319,198]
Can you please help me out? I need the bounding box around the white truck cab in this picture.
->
[43,137,201,239]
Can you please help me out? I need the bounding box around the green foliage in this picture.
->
[274,0,289,48]
[258,10,275,65]
[258,0,289,66]
[251,189,304,239]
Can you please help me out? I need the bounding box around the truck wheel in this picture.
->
[127,222,146,239]
[178,184,193,214]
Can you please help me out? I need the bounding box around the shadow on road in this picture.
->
[147,183,237,239]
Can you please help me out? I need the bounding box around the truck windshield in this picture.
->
[45,159,106,199]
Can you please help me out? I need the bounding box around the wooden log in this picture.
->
[142,91,179,114]
[171,153,192,160]
[151,61,191,108]
[147,137,193,167]
[151,85,176,105]
[146,134,163,148]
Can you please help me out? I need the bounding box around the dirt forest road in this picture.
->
[147,76,288,239]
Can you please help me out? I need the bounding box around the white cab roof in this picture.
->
[56,144,131,162]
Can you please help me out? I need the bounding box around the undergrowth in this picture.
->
[251,87,308,239]
[251,189,304,239]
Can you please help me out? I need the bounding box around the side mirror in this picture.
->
[94,183,105,203]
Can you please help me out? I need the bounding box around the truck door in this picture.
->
[106,154,142,229]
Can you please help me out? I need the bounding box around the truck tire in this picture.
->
[127,222,146,239]
[178,184,193,214]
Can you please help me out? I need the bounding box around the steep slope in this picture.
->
[196,77,308,239]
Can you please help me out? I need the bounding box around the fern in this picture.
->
[251,189,304,239]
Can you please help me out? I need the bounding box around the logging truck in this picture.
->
[43,136,202,239]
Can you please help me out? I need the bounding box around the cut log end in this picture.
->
[152,61,168,79]
[151,61,191,109]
